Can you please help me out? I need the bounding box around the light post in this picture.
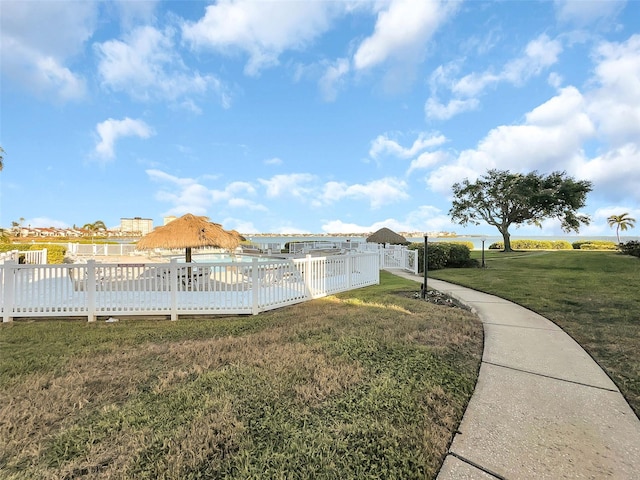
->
[481,236,486,268]
[422,234,428,299]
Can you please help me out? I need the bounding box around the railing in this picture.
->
[66,243,138,257]
[0,249,48,264]
[0,253,379,322]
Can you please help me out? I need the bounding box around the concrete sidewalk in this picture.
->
[388,270,640,480]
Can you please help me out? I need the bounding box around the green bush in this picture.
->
[38,244,67,264]
[1,243,67,264]
[619,240,640,258]
[409,242,478,272]
[489,239,573,250]
[572,240,618,250]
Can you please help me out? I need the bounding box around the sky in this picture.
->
[1,0,639,237]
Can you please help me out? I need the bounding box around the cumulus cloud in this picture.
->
[319,177,409,209]
[259,173,317,198]
[0,1,95,101]
[587,35,640,147]
[353,0,457,71]
[95,117,155,159]
[426,34,640,210]
[147,170,265,216]
[181,0,340,75]
[147,169,215,216]
[321,204,455,234]
[96,26,230,108]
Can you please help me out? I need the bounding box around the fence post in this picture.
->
[346,252,352,290]
[42,248,48,264]
[2,261,16,322]
[86,260,97,322]
[251,258,259,315]
[170,258,178,321]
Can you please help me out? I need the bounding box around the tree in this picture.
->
[607,213,636,244]
[0,146,4,171]
[450,169,592,252]
[82,221,107,241]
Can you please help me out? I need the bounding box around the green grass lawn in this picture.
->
[429,250,640,417]
[0,271,482,480]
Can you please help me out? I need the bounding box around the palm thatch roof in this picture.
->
[136,214,240,261]
[366,227,408,245]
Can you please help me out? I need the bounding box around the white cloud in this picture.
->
[95,118,155,159]
[319,58,350,102]
[554,0,626,26]
[587,34,640,147]
[259,173,317,198]
[96,26,229,107]
[321,204,455,234]
[147,169,213,217]
[424,97,479,120]
[425,32,640,211]
[211,181,256,202]
[264,157,283,166]
[353,0,457,71]
[427,34,563,120]
[427,86,595,193]
[576,144,640,202]
[369,132,447,160]
[407,151,450,175]
[182,0,340,75]
[0,1,94,101]
[319,177,409,209]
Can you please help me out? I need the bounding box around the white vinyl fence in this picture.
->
[66,243,137,257]
[1,253,379,322]
[0,249,48,264]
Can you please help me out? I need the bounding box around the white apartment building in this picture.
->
[120,217,153,236]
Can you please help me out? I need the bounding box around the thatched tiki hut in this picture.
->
[366,227,408,245]
[136,214,240,262]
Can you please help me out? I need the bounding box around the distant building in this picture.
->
[163,216,177,225]
[120,217,153,236]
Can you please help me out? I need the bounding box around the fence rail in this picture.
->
[1,253,379,322]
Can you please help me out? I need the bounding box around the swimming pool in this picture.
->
[189,253,277,263]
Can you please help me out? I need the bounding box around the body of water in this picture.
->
[246,235,639,251]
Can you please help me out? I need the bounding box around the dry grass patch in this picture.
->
[0,271,482,479]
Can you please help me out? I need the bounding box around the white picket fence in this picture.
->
[0,253,379,322]
[0,249,48,264]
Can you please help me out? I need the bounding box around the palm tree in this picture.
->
[607,213,636,243]
[82,221,107,242]
[0,146,4,171]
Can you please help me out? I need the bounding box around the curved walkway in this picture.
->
[389,270,640,479]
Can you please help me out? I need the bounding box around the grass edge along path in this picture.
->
[0,271,482,480]
[429,250,640,418]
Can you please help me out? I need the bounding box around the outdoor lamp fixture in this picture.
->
[422,234,428,299]
[481,236,487,268]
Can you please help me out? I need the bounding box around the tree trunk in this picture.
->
[500,228,512,252]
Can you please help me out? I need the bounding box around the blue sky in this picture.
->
[1,0,639,237]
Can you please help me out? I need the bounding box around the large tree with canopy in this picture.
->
[449,169,592,252]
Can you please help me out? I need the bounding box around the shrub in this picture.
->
[619,240,640,258]
[3,243,67,264]
[488,239,572,250]
[572,240,618,250]
[408,242,478,272]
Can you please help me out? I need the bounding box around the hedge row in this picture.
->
[488,239,620,250]
[572,240,618,250]
[0,243,67,264]
[619,241,640,258]
[489,240,573,250]
[408,242,478,272]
